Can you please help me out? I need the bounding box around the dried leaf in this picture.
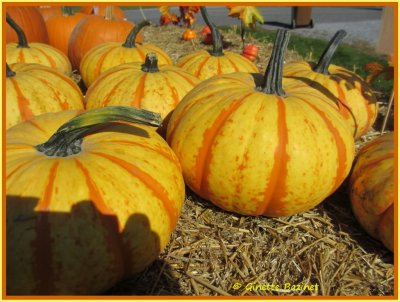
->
[227,6,265,28]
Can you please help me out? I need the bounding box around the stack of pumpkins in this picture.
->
[6,5,393,296]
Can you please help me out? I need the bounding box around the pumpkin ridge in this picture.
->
[172,69,199,86]
[99,78,130,107]
[90,151,178,231]
[9,77,34,122]
[224,55,240,72]
[94,46,118,80]
[37,78,70,110]
[34,46,58,68]
[195,56,212,77]
[27,119,48,134]
[131,73,147,108]
[163,74,180,106]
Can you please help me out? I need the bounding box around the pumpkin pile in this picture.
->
[5,4,394,296]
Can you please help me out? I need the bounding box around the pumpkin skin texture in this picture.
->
[6,6,48,43]
[85,54,201,119]
[37,5,62,21]
[349,132,394,252]
[6,108,185,294]
[283,31,378,139]
[80,21,173,88]
[167,30,355,217]
[6,63,84,129]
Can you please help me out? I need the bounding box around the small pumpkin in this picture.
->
[80,20,173,88]
[6,106,185,294]
[79,5,126,20]
[349,132,394,252]
[6,13,72,76]
[85,53,200,120]
[182,28,197,41]
[283,30,378,139]
[68,7,143,70]
[6,63,84,129]
[242,43,259,62]
[177,7,258,80]
[167,29,355,217]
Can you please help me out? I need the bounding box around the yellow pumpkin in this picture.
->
[176,7,258,80]
[80,20,173,88]
[6,106,185,294]
[167,30,355,217]
[6,63,84,129]
[85,53,201,119]
[6,13,72,76]
[349,132,394,252]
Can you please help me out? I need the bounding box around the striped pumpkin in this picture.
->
[167,30,355,217]
[6,63,83,129]
[80,20,173,88]
[283,30,378,139]
[349,132,394,252]
[6,13,72,76]
[6,106,185,294]
[176,7,258,80]
[85,53,200,119]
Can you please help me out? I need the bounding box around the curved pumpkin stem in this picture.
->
[6,63,16,78]
[314,30,347,74]
[200,6,224,57]
[105,6,114,20]
[261,29,290,96]
[6,13,29,48]
[141,53,160,73]
[36,106,161,157]
[122,20,150,48]
[61,6,74,16]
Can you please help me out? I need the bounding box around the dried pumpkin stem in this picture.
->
[314,30,347,74]
[200,6,224,57]
[6,13,29,48]
[122,20,150,48]
[61,6,73,16]
[36,106,162,157]
[6,63,16,78]
[141,53,159,73]
[105,6,114,20]
[261,29,290,96]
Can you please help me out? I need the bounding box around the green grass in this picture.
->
[221,26,393,94]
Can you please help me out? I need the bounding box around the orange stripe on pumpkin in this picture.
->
[195,56,211,77]
[35,47,58,68]
[38,78,71,110]
[163,76,180,106]
[36,161,59,211]
[94,46,117,79]
[9,77,34,122]
[131,73,147,108]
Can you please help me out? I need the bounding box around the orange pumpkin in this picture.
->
[6,6,49,43]
[349,132,394,252]
[6,63,84,129]
[37,5,62,21]
[182,28,197,41]
[68,7,143,70]
[6,106,185,294]
[242,44,259,62]
[79,5,126,20]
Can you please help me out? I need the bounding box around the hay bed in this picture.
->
[105,24,394,297]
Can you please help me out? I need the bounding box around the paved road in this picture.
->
[124,6,383,48]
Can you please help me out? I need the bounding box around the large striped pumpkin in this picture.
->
[80,20,173,88]
[283,30,378,139]
[6,13,72,76]
[176,7,258,80]
[167,30,355,217]
[6,106,185,294]
[85,53,200,119]
[349,132,394,252]
[6,63,83,129]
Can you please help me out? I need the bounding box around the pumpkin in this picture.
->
[242,44,259,62]
[85,53,200,120]
[167,29,355,217]
[182,28,197,41]
[79,5,126,20]
[68,7,143,70]
[283,30,378,139]
[45,7,88,56]
[80,20,173,88]
[6,6,48,43]
[177,7,258,80]
[6,106,185,294]
[349,132,394,252]
[6,63,84,129]
[37,5,62,21]
[6,13,72,76]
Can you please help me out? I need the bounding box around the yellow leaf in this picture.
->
[227,6,264,28]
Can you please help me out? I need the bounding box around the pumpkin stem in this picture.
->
[314,30,347,74]
[6,13,29,48]
[6,63,16,78]
[105,6,114,20]
[261,29,290,96]
[141,53,160,73]
[200,6,224,57]
[61,6,73,16]
[122,20,150,48]
[35,106,162,157]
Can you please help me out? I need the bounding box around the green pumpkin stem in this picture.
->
[105,6,114,20]
[61,6,73,16]
[36,106,162,157]
[200,6,224,57]
[122,20,150,48]
[141,53,159,73]
[6,13,29,48]
[6,63,16,78]
[314,30,347,74]
[261,29,290,96]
